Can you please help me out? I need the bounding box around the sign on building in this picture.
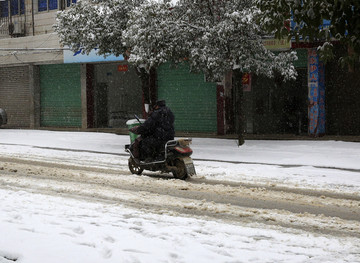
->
[308,48,325,136]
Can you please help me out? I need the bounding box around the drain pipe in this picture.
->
[32,0,35,35]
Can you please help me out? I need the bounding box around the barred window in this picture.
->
[0,0,25,17]
[0,1,8,17]
[38,0,58,12]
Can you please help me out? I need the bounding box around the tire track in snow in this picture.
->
[0,155,359,202]
[1,157,360,239]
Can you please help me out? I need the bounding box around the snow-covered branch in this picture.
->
[55,0,297,80]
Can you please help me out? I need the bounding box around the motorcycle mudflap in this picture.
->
[183,157,196,175]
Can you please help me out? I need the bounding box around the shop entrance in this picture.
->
[94,82,108,128]
[93,63,142,128]
[280,68,308,134]
[251,68,308,134]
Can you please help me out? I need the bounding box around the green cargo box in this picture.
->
[126,119,145,143]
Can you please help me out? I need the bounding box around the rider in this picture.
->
[130,100,175,161]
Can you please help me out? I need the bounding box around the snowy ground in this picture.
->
[0,130,359,263]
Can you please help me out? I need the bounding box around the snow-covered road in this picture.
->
[1,156,360,234]
[0,130,360,263]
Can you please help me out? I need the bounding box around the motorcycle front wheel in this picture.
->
[128,158,144,175]
[172,159,188,180]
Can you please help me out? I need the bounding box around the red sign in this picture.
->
[117,65,128,72]
[242,73,252,92]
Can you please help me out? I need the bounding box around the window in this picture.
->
[0,1,9,17]
[38,0,58,12]
[11,0,25,15]
[0,0,24,17]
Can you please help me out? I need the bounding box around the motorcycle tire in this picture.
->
[128,158,144,175]
[172,159,188,180]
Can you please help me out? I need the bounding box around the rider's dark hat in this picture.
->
[155,100,166,107]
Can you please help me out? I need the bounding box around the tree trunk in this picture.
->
[136,67,150,105]
[149,67,157,108]
[233,69,245,146]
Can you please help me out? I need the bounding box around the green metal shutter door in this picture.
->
[293,49,308,68]
[40,64,81,127]
[157,63,217,133]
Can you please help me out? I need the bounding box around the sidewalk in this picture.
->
[30,127,360,142]
[1,129,359,170]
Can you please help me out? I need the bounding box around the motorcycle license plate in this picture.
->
[183,157,196,176]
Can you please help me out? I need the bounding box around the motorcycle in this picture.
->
[124,117,196,180]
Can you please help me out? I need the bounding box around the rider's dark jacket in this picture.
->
[137,101,175,142]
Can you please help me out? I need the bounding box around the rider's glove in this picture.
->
[130,126,140,134]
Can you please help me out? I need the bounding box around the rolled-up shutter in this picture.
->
[40,64,81,127]
[0,66,30,128]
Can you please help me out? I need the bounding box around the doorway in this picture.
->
[93,63,142,128]
[94,82,108,128]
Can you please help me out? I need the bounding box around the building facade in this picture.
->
[0,0,145,130]
[1,0,359,136]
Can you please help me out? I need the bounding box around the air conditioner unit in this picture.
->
[13,22,24,34]
[9,22,25,36]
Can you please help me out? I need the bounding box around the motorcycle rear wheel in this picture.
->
[128,158,143,175]
[172,159,188,180]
